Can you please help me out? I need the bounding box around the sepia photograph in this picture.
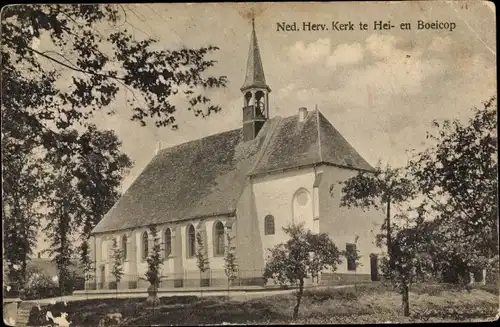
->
[2,1,498,326]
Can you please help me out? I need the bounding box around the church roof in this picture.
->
[248,110,373,175]
[91,110,373,234]
[241,20,270,92]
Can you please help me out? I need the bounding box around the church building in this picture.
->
[87,21,383,290]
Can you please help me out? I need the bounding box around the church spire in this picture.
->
[241,18,271,92]
[241,18,271,142]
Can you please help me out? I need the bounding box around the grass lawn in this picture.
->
[28,283,499,326]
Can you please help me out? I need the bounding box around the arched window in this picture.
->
[295,189,310,207]
[101,238,108,261]
[122,234,128,261]
[264,215,275,235]
[255,91,265,117]
[142,232,149,260]
[213,221,225,256]
[164,228,172,258]
[244,91,252,107]
[187,225,196,258]
[292,188,312,227]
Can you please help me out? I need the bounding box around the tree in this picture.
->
[263,223,343,320]
[336,164,415,268]
[144,226,163,306]
[195,231,209,297]
[223,230,238,297]
[2,4,227,154]
[2,4,224,283]
[409,96,498,283]
[80,239,95,299]
[380,209,433,316]
[42,153,81,295]
[41,126,131,293]
[110,238,124,298]
[1,133,49,288]
[72,125,132,264]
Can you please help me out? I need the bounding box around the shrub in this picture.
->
[24,268,61,300]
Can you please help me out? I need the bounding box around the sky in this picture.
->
[32,1,496,256]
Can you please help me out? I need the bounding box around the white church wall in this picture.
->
[318,164,384,276]
[234,184,266,275]
[252,167,317,263]
[179,217,228,273]
[91,215,233,289]
[134,227,150,281]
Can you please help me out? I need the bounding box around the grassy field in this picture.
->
[28,283,499,326]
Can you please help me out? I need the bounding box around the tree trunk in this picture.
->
[146,284,160,306]
[402,284,410,317]
[200,271,203,297]
[386,197,393,268]
[293,279,304,320]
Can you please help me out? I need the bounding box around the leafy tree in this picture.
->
[80,240,95,299]
[72,125,132,263]
[195,231,209,296]
[110,238,124,298]
[409,96,498,283]
[2,4,223,285]
[336,164,415,267]
[263,223,343,320]
[223,230,238,296]
[1,135,48,288]
[42,153,81,295]
[2,4,227,154]
[40,126,131,293]
[380,208,433,316]
[144,226,163,305]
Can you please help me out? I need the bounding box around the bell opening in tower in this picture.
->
[240,18,271,141]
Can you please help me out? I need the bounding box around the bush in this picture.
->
[24,269,61,300]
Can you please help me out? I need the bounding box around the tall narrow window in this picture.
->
[264,215,275,235]
[346,243,357,271]
[101,239,108,261]
[187,225,196,258]
[122,234,128,261]
[214,221,225,256]
[164,228,172,258]
[142,232,149,260]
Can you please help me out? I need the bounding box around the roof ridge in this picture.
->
[316,107,323,162]
[247,118,282,175]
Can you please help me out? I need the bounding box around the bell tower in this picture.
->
[241,18,271,141]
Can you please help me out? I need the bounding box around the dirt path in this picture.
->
[26,285,354,305]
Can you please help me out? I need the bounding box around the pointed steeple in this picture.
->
[241,18,271,142]
[241,18,271,92]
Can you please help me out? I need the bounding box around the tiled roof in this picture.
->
[91,124,270,234]
[27,259,84,277]
[248,110,374,175]
[91,110,373,234]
